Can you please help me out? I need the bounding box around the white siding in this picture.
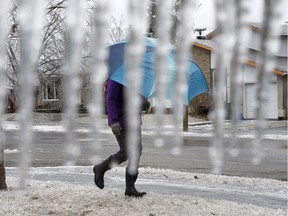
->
[244,82,278,119]
[248,30,261,51]
[242,65,278,119]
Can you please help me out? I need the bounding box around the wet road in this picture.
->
[4,128,287,181]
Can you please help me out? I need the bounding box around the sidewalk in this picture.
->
[5,166,288,211]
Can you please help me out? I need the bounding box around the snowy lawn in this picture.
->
[3,121,288,140]
[1,167,287,216]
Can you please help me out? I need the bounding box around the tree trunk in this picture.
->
[170,0,181,44]
[147,0,157,38]
[0,161,7,190]
[0,128,7,190]
[183,105,188,132]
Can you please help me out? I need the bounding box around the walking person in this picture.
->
[93,79,149,198]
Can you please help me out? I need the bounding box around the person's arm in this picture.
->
[106,80,122,135]
[106,80,121,123]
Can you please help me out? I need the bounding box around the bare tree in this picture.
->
[1,0,68,189]
[6,0,67,99]
[147,0,157,38]
[108,16,129,44]
[147,0,181,43]
[170,0,181,44]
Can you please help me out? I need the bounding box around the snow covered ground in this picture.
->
[2,166,287,216]
[2,120,288,140]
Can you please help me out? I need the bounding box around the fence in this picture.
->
[0,0,285,189]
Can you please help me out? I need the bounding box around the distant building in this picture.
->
[191,23,287,120]
[35,75,64,112]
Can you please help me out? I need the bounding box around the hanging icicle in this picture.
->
[63,0,86,166]
[0,0,11,191]
[171,0,196,156]
[17,0,46,189]
[0,1,10,110]
[252,0,283,165]
[154,0,173,148]
[228,0,250,157]
[88,0,109,164]
[209,0,236,174]
[125,0,148,175]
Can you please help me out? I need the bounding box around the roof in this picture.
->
[249,22,288,36]
[275,65,288,74]
[245,60,287,75]
[192,40,216,51]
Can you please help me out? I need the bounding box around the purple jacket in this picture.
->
[106,79,126,129]
[106,79,145,129]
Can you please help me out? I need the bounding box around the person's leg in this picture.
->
[125,127,146,197]
[93,130,128,189]
[110,130,128,165]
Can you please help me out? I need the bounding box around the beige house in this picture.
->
[191,23,287,120]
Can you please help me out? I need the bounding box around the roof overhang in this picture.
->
[245,60,287,76]
[192,41,215,51]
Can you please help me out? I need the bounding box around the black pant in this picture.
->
[110,128,142,169]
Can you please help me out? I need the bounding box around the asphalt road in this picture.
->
[4,129,287,181]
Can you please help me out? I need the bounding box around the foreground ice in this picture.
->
[3,166,287,216]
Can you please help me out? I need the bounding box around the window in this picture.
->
[43,80,59,101]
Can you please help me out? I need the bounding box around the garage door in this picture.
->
[244,82,278,119]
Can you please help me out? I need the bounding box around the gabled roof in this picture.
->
[192,40,216,51]
[205,30,216,40]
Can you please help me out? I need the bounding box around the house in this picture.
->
[191,23,287,120]
[34,75,64,112]
[34,74,101,113]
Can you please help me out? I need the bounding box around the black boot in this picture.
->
[93,157,111,189]
[125,169,147,198]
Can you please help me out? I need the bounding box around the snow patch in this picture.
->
[4,149,19,154]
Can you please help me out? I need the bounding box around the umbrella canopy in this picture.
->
[107,37,208,105]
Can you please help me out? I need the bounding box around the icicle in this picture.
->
[252,0,283,165]
[0,0,10,190]
[228,0,250,157]
[88,1,109,164]
[0,1,10,108]
[154,0,173,148]
[125,0,148,175]
[63,0,86,166]
[17,0,46,189]
[210,0,235,174]
[171,0,196,156]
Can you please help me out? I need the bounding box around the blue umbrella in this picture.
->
[108,37,208,105]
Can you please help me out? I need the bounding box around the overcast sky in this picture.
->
[107,0,288,30]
